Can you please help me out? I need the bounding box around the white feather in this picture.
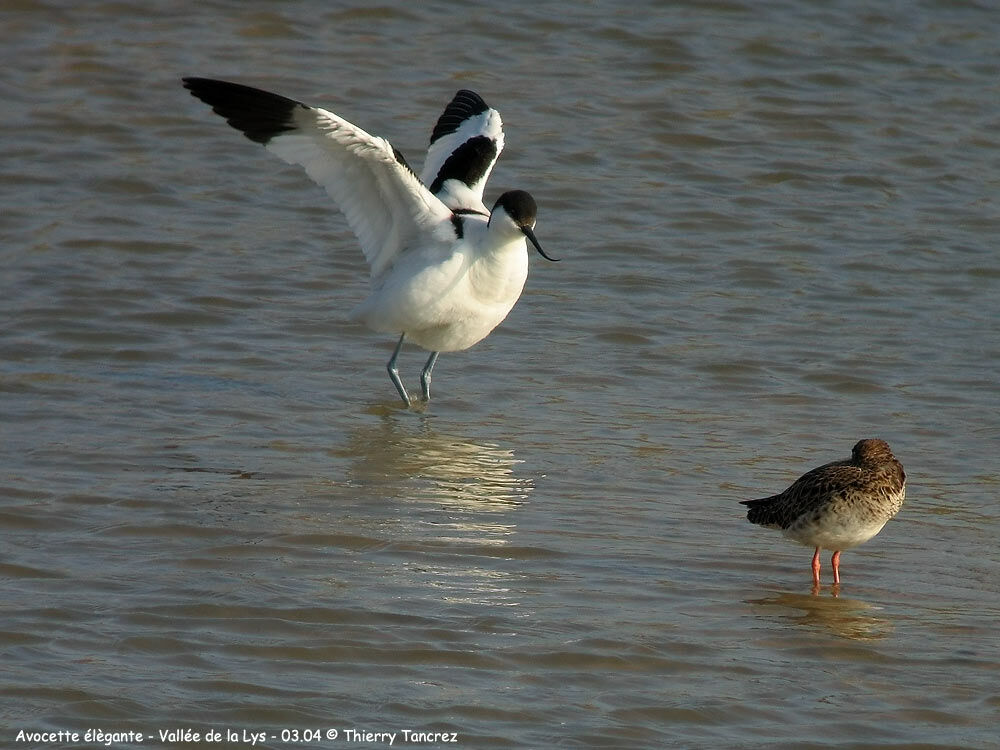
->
[263,105,452,280]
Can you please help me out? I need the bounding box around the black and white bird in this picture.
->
[182,78,558,407]
[741,439,906,587]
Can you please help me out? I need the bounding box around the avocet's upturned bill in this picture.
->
[182,78,558,407]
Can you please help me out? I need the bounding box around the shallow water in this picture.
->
[2,1,999,747]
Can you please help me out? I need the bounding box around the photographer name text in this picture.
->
[15,728,459,746]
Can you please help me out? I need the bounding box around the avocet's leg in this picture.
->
[387,333,410,407]
[420,351,440,402]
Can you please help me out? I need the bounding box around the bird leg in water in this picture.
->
[811,547,821,585]
[387,333,411,407]
[420,351,439,402]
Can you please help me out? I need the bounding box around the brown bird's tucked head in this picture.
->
[851,438,896,465]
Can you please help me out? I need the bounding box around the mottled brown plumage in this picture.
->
[742,439,905,586]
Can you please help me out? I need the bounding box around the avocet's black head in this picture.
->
[490,190,559,262]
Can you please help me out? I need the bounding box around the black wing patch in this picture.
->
[428,136,497,194]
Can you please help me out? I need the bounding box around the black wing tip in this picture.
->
[182,76,282,100]
[454,89,488,111]
[182,77,304,145]
[429,89,491,144]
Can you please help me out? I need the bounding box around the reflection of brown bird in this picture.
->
[742,439,906,586]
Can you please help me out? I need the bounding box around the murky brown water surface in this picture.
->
[3,1,999,747]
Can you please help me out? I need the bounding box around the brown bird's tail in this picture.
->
[740,495,783,527]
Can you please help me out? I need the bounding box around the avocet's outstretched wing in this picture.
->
[182,78,452,279]
[420,90,504,214]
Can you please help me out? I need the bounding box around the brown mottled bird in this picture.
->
[741,439,906,586]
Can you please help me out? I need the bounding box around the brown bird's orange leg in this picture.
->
[811,547,821,585]
[831,550,842,585]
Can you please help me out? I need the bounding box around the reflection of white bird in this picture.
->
[742,439,906,587]
[182,78,558,407]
